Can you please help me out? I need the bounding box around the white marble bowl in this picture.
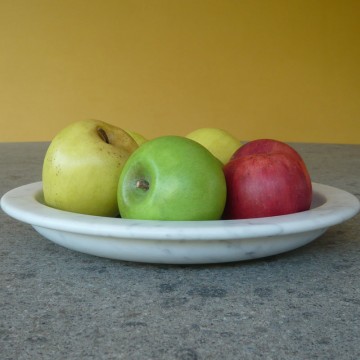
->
[1,182,359,264]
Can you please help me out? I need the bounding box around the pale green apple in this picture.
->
[186,128,242,165]
[42,119,138,217]
[117,136,227,221]
[125,130,148,146]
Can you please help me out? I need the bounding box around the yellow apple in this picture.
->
[125,130,148,146]
[42,119,138,217]
[186,128,242,165]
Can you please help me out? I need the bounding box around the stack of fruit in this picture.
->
[42,120,312,221]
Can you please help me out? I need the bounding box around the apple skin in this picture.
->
[118,136,227,221]
[186,128,242,165]
[223,152,312,219]
[231,138,303,164]
[230,138,312,192]
[125,130,148,146]
[42,119,138,217]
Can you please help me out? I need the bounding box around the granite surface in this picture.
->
[1,142,359,360]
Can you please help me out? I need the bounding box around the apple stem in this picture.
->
[136,179,149,191]
[97,127,110,144]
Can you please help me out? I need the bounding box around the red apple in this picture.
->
[223,152,312,219]
[231,138,304,164]
[230,138,312,196]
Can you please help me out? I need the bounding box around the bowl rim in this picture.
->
[1,181,359,241]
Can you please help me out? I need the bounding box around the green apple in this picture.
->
[125,130,148,146]
[186,128,242,165]
[117,136,227,221]
[42,119,138,217]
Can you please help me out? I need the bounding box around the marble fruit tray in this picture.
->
[1,182,359,264]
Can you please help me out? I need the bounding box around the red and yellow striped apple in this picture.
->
[223,141,312,219]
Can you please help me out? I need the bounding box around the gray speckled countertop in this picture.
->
[1,142,359,360]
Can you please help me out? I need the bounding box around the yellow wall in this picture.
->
[1,0,359,143]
